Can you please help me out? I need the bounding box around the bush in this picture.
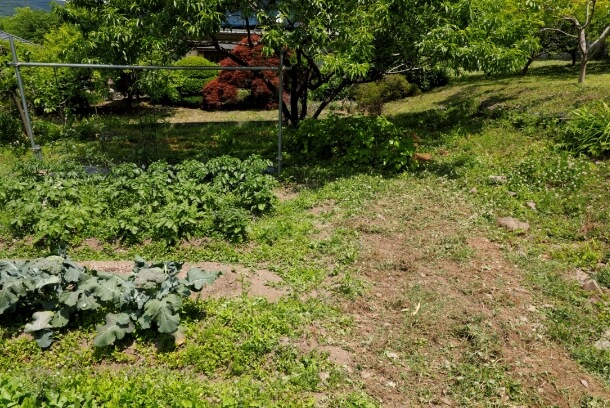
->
[0,155,277,247]
[405,67,450,92]
[157,56,218,108]
[0,109,22,145]
[561,101,610,158]
[288,115,415,171]
[353,75,418,116]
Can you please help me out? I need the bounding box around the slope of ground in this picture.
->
[1,61,610,406]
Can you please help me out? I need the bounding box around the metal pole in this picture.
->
[9,37,40,160]
[277,52,284,175]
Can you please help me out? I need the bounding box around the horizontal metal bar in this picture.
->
[8,62,287,71]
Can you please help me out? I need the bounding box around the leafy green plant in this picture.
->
[0,255,221,348]
[289,115,415,171]
[0,155,277,247]
[561,101,610,158]
[0,108,22,145]
[353,75,419,116]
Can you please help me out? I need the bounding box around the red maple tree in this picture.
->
[202,35,281,110]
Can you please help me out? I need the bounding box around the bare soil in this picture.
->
[309,186,610,407]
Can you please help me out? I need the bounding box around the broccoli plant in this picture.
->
[0,256,221,348]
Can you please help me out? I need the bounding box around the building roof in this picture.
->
[0,30,34,45]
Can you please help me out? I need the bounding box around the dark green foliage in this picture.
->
[0,7,60,43]
[405,67,450,92]
[0,156,277,247]
[0,256,221,348]
[0,108,22,145]
[288,115,415,171]
[353,75,419,116]
[561,101,610,158]
[147,56,218,108]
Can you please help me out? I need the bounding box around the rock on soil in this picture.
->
[498,217,530,232]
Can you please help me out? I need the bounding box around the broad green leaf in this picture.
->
[63,266,82,283]
[24,311,54,333]
[51,308,70,328]
[79,277,99,292]
[95,276,124,303]
[143,297,180,334]
[35,275,61,290]
[0,261,19,275]
[93,313,133,347]
[59,290,80,307]
[0,279,26,314]
[77,293,100,311]
[186,268,222,291]
[33,329,54,348]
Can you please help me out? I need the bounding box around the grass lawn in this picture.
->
[1,60,610,407]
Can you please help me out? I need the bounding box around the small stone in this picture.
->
[575,269,591,284]
[507,191,518,197]
[537,387,544,394]
[439,397,452,406]
[498,217,530,232]
[470,187,477,193]
[580,379,589,388]
[526,201,537,211]
[527,305,537,313]
[582,279,603,294]
[489,175,507,184]
[319,371,330,381]
[361,370,374,379]
[593,338,610,351]
[386,381,397,388]
[385,351,399,360]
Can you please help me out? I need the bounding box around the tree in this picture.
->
[202,35,280,110]
[522,20,579,75]
[538,0,610,83]
[58,0,544,125]
[0,7,60,43]
[561,0,610,83]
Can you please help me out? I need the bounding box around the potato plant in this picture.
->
[0,256,221,348]
[0,155,277,247]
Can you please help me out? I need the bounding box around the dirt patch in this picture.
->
[328,187,610,407]
[79,238,105,252]
[79,260,287,302]
[309,199,337,216]
[275,187,299,202]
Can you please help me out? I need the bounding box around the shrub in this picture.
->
[405,67,450,92]
[353,75,418,116]
[202,35,280,110]
[561,101,610,158]
[143,56,217,108]
[288,115,415,171]
[0,109,22,145]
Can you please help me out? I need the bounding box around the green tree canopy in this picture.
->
[0,7,60,43]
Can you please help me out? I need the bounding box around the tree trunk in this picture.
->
[521,57,536,76]
[570,50,578,66]
[579,56,588,83]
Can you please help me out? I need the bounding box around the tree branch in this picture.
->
[562,16,582,30]
[589,24,610,52]
[540,27,578,38]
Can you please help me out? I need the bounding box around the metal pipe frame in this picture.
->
[6,59,290,171]
[8,37,41,160]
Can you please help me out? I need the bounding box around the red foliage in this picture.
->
[202,35,281,110]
